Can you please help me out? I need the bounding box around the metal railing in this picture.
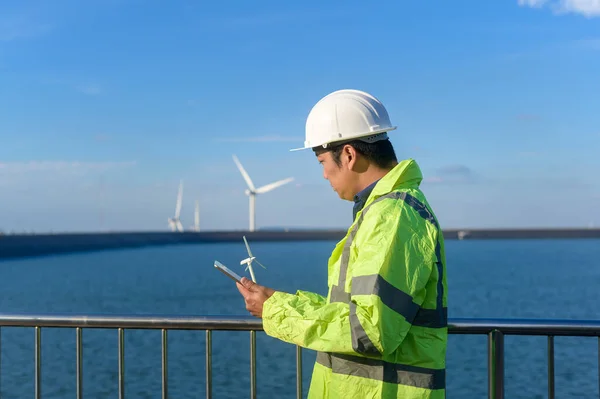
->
[451,318,600,399]
[0,314,599,399]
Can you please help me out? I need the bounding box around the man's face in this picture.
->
[317,151,354,201]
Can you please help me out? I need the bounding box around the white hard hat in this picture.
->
[291,89,397,151]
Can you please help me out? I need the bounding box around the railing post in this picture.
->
[35,326,41,399]
[206,330,212,399]
[76,327,83,399]
[250,330,257,399]
[547,336,555,399]
[118,328,125,399]
[296,346,302,399]
[0,327,2,397]
[162,329,168,399]
[488,329,504,399]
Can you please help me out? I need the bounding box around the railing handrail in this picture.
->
[0,313,263,330]
[1,313,600,336]
[450,318,600,336]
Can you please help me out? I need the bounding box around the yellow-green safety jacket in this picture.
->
[262,159,448,399]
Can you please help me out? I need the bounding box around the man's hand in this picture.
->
[236,277,276,318]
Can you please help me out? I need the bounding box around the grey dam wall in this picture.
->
[1,228,598,260]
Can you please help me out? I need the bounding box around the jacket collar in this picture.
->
[352,179,379,221]
[363,159,423,207]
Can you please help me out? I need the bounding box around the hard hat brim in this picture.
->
[289,146,310,152]
[289,126,397,152]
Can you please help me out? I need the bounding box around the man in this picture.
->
[236,89,448,399]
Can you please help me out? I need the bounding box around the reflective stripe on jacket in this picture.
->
[262,159,448,399]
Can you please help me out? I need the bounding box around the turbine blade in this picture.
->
[232,155,256,191]
[243,236,253,257]
[175,180,183,218]
[255,177,294,194]
[255,259,267,269]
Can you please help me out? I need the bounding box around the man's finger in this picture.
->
[236,282,250,297]
[240,277,257,290]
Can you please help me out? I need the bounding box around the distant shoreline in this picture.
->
[1,228,599,260]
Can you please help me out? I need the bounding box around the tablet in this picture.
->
[214,260,243,284]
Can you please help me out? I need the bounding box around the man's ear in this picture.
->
[343,144,358,170]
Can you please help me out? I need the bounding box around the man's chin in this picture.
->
[337,192,353,201]
[331,188,350,201]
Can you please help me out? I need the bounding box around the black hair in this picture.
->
[313,139,397,169]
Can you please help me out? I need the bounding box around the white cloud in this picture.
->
[559,0,600,16]
[0,161,137,174]
[518,0,549,7]
[424,176,444,184]
[423,165,480,185]
[518,0,600,17]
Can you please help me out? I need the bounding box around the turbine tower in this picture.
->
[190,200,200,232]
[232,155,294,232]
[168,180,184,232]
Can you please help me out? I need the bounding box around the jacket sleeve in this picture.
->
[261,202,437,357]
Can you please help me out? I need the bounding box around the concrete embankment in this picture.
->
[0,230,346,260]
[0,228,598,260]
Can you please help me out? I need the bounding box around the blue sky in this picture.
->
[1,0,599,232]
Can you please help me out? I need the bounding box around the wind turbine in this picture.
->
[232,155,294,232]
[168,180,184,232]
[190,200,200,232]
[240,236,266,283]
